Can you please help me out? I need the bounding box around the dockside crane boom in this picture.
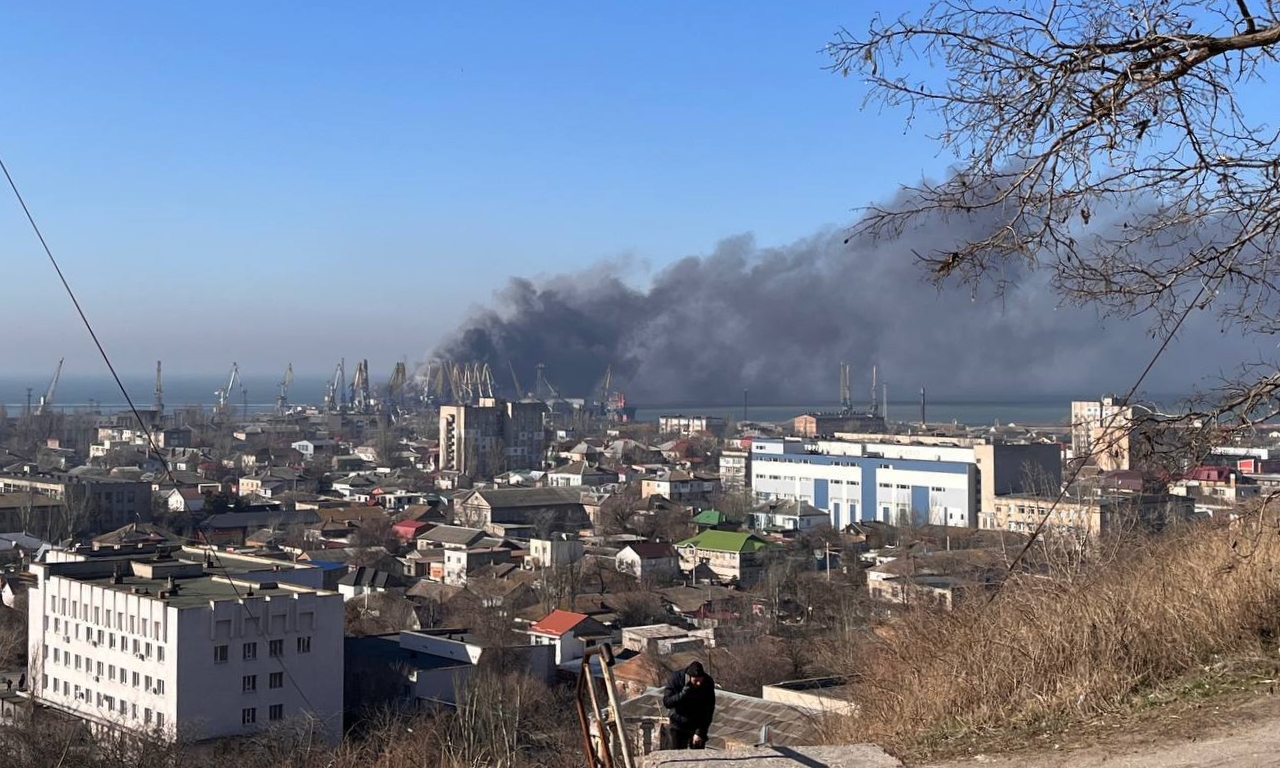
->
[36,358,64,416]
[277,363,294,414]
[508,361,523,399]
[214,362,240,416]
[154,360,164,415]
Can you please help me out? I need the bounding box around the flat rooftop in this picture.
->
[37,546,328,609]
[345,634,471,672]
[79,571,300,610]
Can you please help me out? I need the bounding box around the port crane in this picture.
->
[351,359,372,412]
[214,362,240,417]
[276,363,294,414]
[324,359,346,412]
[35,358,64,416]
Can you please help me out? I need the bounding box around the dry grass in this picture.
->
[825,511,1280,759]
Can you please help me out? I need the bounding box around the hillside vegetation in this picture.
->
[826,511,1280,758]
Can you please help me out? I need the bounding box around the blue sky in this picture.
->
[0,2,947,381]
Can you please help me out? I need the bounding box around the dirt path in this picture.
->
[920,694,1280,768]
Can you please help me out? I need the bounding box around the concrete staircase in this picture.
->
[644,744,903,767]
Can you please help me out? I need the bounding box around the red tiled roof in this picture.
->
[529,609,590,637]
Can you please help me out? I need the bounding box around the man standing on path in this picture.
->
[662,661,716,749]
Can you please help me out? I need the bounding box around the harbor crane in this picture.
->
[154,361,164,415]
[214,362,240,417]
[324,359,346,412]
[387,361,408,408]
[351,359,372,412]
[276,363,294,414]
[35,358,64,416]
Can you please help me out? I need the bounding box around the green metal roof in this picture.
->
[691,509,727,525]
[676,529,772,553]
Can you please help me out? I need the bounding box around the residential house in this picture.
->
[526,609,613,666]
[748,499,830,535]
[526,535,585,569]
[292,439,338,460]
[639,470,721,504]
[619,623,714,655]
[164,487,207,513]
[866,548,1009,609]
[690,509,738,531]
[674,530,774,588]
[452,487,589,534]
[545,462,616,488]
[615,541,680,583]
[337,566,395,599]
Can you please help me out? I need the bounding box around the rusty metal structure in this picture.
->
[574,643,636,768]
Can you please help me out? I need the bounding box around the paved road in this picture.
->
[923,709,1280,768]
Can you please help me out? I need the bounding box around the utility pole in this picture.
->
[920,386,926,428]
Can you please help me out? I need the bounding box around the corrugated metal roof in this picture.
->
[676,530,772,554]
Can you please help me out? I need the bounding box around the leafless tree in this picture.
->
[829,0,1280,435]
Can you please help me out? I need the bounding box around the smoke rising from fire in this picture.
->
[431,193,1260,405]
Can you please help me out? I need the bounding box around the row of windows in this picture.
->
[242,673,285,692]
[49,597,164,640]
[243,705,285,724]
[214,637,310,663]
[45,676,165,725]
[45,648,164,693]
[46,617,165,661]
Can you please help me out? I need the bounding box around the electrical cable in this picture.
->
[994,278,1215,594]
[2,151,328,734]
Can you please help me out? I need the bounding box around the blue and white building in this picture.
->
[751,438,1060,530]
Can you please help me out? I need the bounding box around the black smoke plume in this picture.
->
[431,196,1260,405]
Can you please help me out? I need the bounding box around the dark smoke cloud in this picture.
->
[431,193,1263,405]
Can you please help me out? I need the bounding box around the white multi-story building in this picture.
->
[28,545,344,742]
[751,438,1060,529]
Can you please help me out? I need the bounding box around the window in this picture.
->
[157,647,165,662]
[156,680,164,695]
[157,713,164,728]
[243,675,257,693]
[132,672,140,688]
[145,675,152,692]
[243,642,257,660]
[269,639,283,657]
[269,704,283,722]
[269,672,283,689]
[242,708,257,725]
[296,636,311,654]
[214,645,228,663]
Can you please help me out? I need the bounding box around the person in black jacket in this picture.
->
[662,661,716,749]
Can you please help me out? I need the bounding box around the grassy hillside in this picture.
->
[825,512,1280,758]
